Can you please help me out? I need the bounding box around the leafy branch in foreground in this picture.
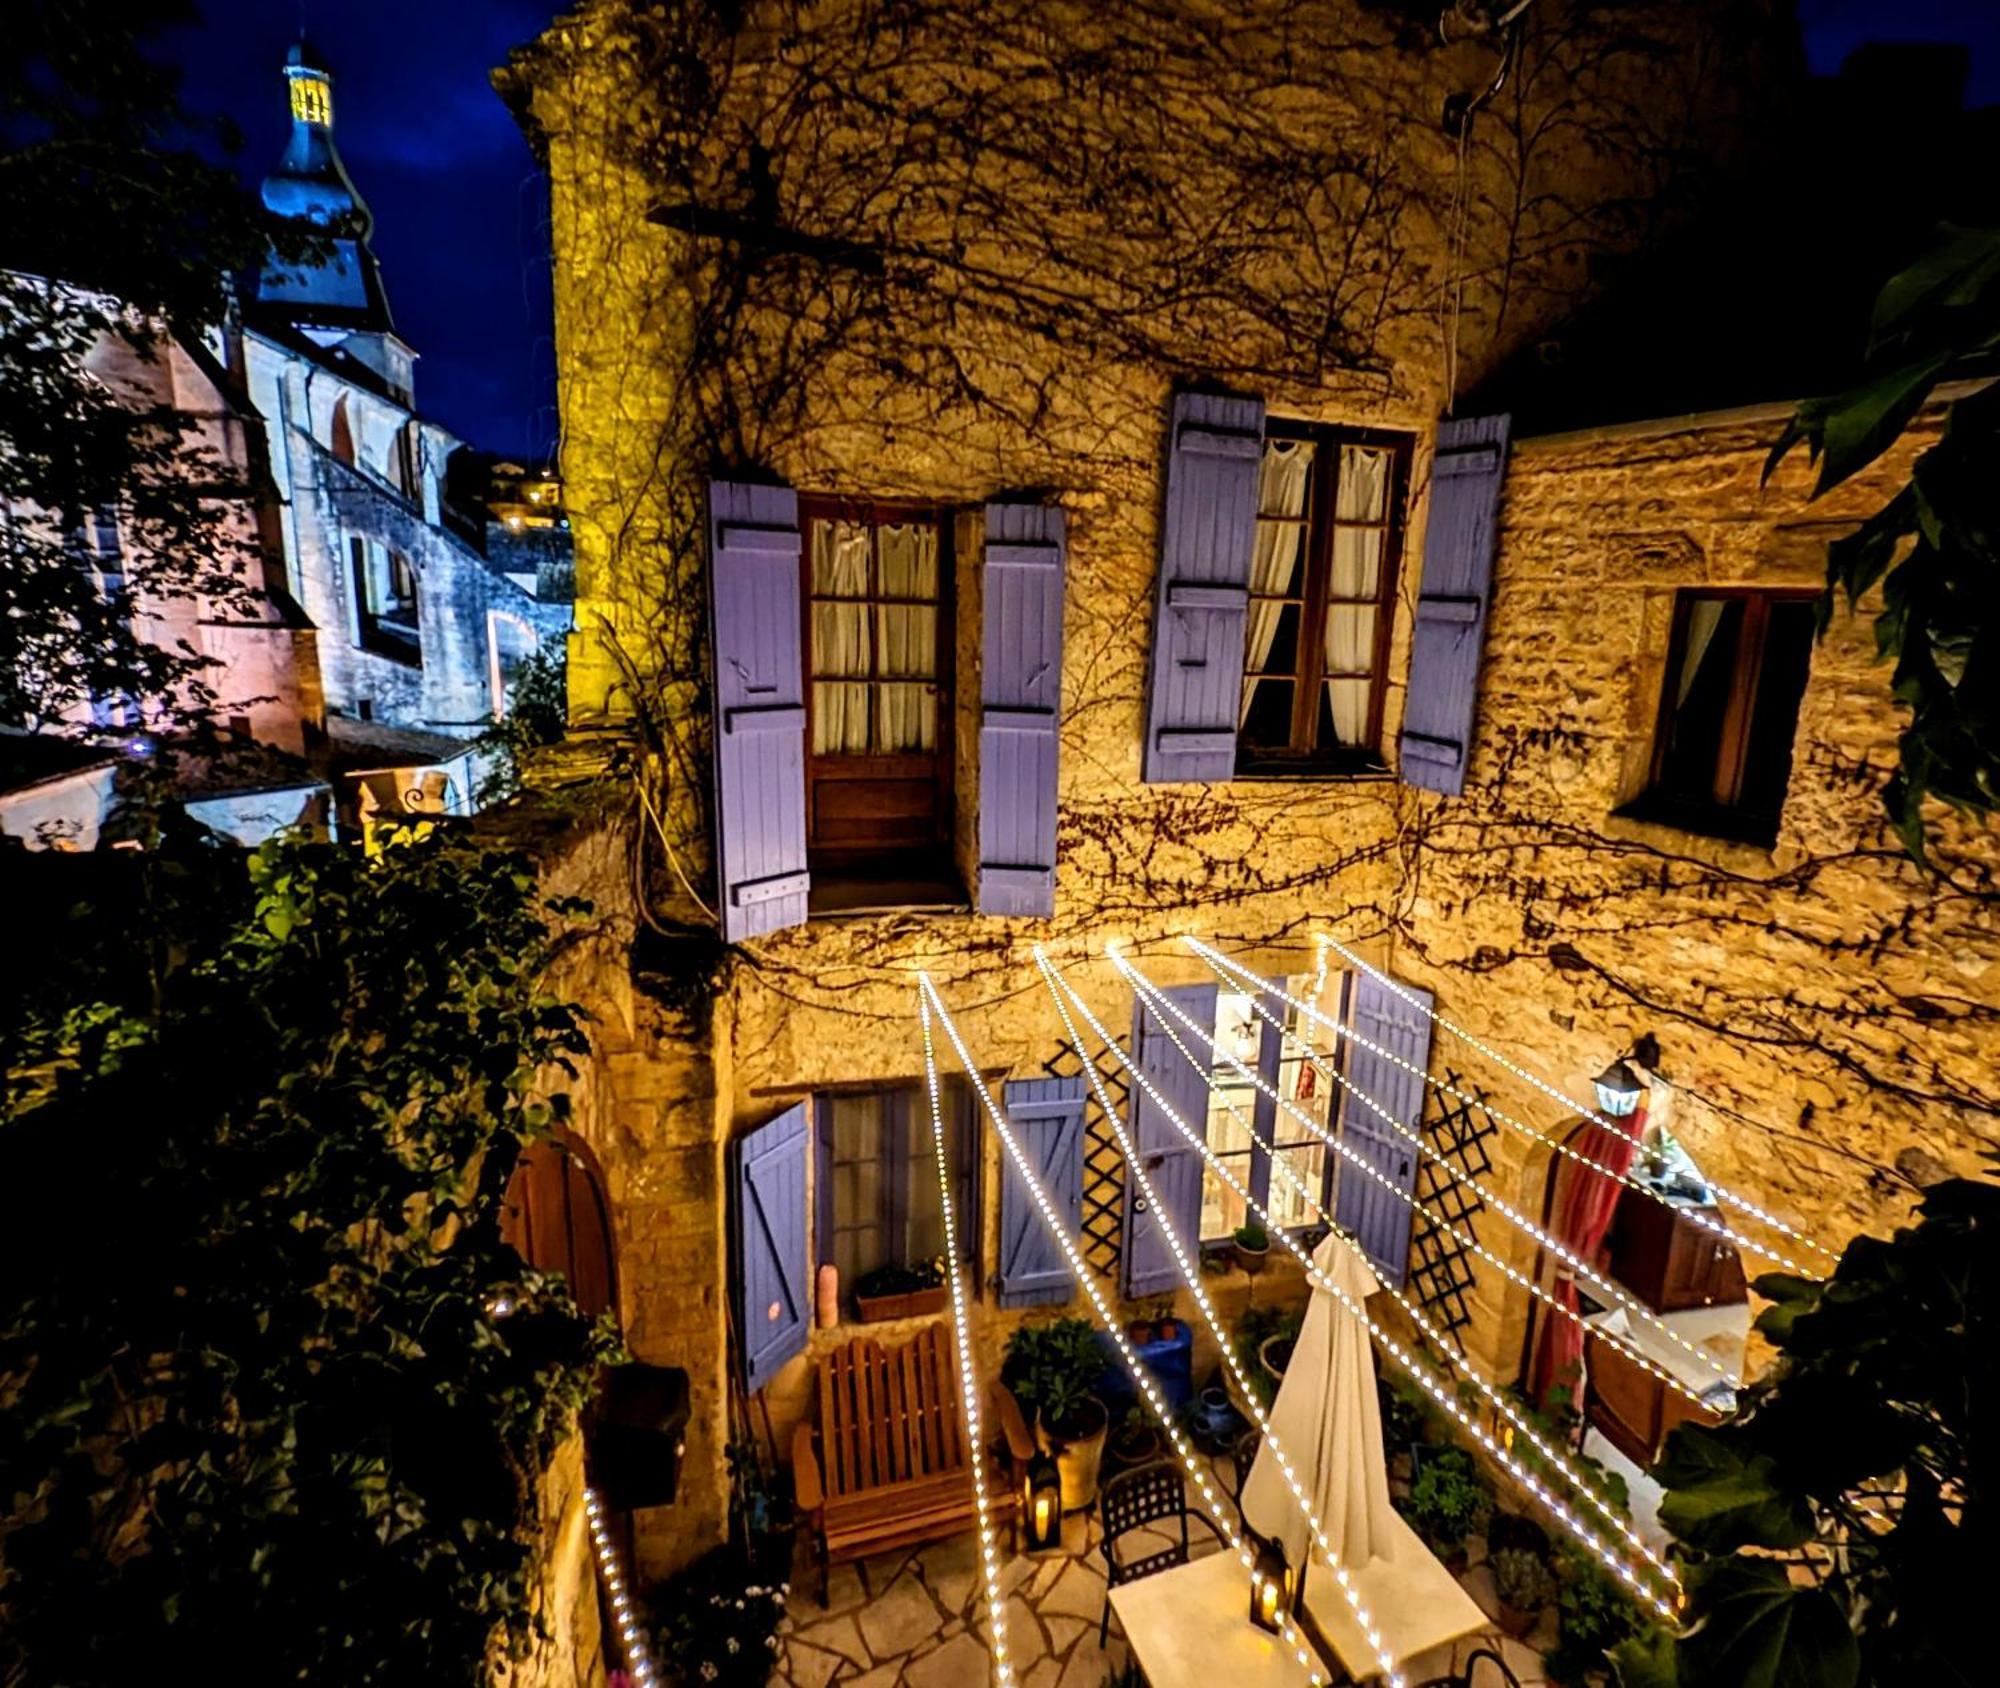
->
[1768,224,2000,861]
[1613,1168,1990,1688]
[0,830,617,1687]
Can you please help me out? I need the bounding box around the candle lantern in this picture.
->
[1023,1452,1062,1551]
[1249,1530,1292,1633]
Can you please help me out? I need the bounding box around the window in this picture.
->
[1631,589,1816,844]
[350,536,420,664]
[816,1086,974,1292]
[1198,972,1339,1241]
[1238,423,1410,771]
[802,498,954,876]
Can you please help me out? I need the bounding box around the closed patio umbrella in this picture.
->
[1241,1229,1393,1570]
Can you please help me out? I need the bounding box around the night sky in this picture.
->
[161,1,2000,465]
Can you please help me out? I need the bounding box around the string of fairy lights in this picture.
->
[1065,955,1681,1619]
[1310,935,1837,1263]
[1103,955,1679,1596]
[884,930,1835,1685]
[1190,938,1815,1276]
[1124,956,1721,1406]
[1032,951,1404,1686]
[917,975,1331,1688]
[584,1486,660,1688]
[1172,948,1742,1390]
[917,991,1018,1688]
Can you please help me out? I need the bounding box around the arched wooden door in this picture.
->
[501,1130,619,1325]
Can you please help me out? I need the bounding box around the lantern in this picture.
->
[1593,1057,1646,1119]
[1023,1452,1062,1551]
[1249,1531,1291,1633]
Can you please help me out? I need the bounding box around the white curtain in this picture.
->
[1676,599,1729,707]
[875,523,939,753]
[1323,445,1392,746]
[811,521,873,754]
[1241,440,1315,728]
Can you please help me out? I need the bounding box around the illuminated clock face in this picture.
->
[288,73,332,128]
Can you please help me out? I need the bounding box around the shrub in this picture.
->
[651,1550,787,1687]
[1234,1220,1270,1250]
[1547,1537,1646,1684]
[1398,1445,1494,1555]
[1003,1317,1106,1433]
[1491,1546,1556,1613]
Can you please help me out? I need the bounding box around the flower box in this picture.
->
[854,1286,948,1324]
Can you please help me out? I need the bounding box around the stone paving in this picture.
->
[772,1457,1557,1688]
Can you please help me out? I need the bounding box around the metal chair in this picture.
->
[1413,1646,1525,1688]
[1096,1459,1228,1645]
[1229,1425,1262,1502]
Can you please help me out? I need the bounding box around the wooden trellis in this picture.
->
[1041,1040,1128,1277]
[1405,1065,1501,1352]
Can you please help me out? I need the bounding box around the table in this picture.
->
[1108,1550,1316,1688]
[1109,1515,1489,1686]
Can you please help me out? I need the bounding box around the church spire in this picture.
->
[252,38,394,338]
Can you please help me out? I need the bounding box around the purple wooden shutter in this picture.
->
[997,1077,1086,1307]
[1122,982,1219,1297]
[731,1100,811,1391]
[1141,393,1265,783]
[708,479,809,941]
[1399,414,1510,795]
[978,504,1066,916]
[1332,974,1435,1289]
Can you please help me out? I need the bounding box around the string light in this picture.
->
[1193,940,1812,1277]
[1109,957,1678,1593]
[917,976,1329,1688]
[1314,934,1838,1263]
[1079,961,1680,1618]
[1033,950,1405,1688]
[585,1486,661,1688]
[1124,955,1721,1406]
[919,991,1016,1688]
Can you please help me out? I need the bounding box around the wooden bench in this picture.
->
[791,1324,1034,1601]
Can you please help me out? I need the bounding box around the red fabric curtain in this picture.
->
[1529,1109,1644,1412]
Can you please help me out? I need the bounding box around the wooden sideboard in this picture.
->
[1606,1188,1748,1314]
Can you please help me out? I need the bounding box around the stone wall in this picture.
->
[497,0,1997,1591]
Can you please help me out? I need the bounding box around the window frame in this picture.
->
[813,1082,976,1290]
[1236,420,1413,777]
[798,494,956,868]
[1631,586,1819,845]
[1199,972,1345,1244]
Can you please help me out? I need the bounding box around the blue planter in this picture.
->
[1090,1318,1196,1420]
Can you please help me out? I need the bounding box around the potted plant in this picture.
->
[852,1257,947,1323]
[1003,1318,1111,1511]
[1397,1444,1494,1572]
[1107,1404,1163,1471]
[1490,1545,1555,1638]
[1546,1537,1648,1687]
[1229,1304,1300,1413]
[1233,1220,1270,1275]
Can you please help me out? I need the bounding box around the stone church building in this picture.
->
[495,0,1999,1602]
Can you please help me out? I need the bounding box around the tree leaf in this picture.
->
[1610,1623,1681,1688]
[1654,1425,1814,1552]
[1679,1559,1859,1688]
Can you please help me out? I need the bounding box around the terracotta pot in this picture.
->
[1156,1318,1181,1342]
[1497,1600,1540,1640]
[1036,1396,1110,1512]
[1109,1424,1163,1469]
[1126,1320,1155,1346]
[1234,1239,1270,1276]
[854,1285,948,1324]
[1258,1333,1294,1384]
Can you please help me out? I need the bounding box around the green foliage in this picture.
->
[1550,1535,1650,1684]
[1396,1444,1493,1555]
[851,1256,945,1297]
[1620,1171,1994,1688]
[1233,1302,1300,1408]
[476,646,572,804]
[1767,224,2000,859]
[1380,1374,1438,1453]
[650,1549,788,1687]
[1003,1317,1106,1432]
[0,831,617,1685]
[0,4,311,732]
[1491,1545,1556,1612]
[1234,1220,1270,1250]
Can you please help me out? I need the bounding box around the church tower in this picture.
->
[252,39,412,400]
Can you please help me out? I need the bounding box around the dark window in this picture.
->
[801,498,954,880]
[1631,589,1816,844]
[349,535,421,664]
[815,1085,973,1295]
[330,396,356,467]
[1238,423,1411,772]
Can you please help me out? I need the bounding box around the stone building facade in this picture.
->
[501,0,1997,1583]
